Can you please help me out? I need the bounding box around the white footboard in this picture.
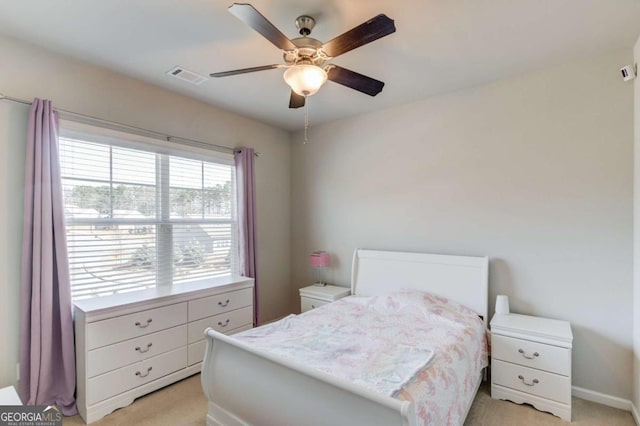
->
[201,328,417,426]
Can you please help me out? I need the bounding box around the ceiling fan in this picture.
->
[210,3,396,109]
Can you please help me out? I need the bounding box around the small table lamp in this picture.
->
[495,295,510,315]
[310,251,330,286]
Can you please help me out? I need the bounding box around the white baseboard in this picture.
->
[572,386,632,411]
[631,402,639,425]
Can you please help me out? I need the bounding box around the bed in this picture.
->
[201,249,489,426]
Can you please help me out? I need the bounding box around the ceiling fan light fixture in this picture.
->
[283,64,327,97]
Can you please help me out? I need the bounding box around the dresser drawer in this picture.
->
[188,287,253,322]
[187,341,207,366]
[301,297,328,313]
[87,325,187,377]
[87,347,187,406]
[87,303,187,350]
[492,359,571,404]
[492,334,570,375]
[187,324,253,366]
[188,306,253,343]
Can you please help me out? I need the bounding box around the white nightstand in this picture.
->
[490,313,573,421]
[299,285,350,313]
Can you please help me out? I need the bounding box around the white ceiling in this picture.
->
[0,0,639,131]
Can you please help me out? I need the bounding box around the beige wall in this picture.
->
[0,100,29,390]
[291,49,634,399]
[0,35,291,388]
[633,35,640,419]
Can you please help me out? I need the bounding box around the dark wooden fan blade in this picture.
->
[326,65,384,96]
[322,14,396,58]
[289,91,305,109]
[210,64,285,77]
[229,3,297,51]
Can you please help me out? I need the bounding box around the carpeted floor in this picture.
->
[464,383,634,426]
[64,374,635,425]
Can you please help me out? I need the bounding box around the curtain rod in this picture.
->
[0,93,259,157]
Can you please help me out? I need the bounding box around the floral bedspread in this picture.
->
[234,289,488,426]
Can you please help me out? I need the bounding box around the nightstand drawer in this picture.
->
[301,297,328,312]
[492,334,570,375]
[492,359,571,404]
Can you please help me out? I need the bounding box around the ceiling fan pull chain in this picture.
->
[304,98,309,144]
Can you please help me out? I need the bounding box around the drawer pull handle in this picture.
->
[518,375,539,386]
[218,319,230,327]
[135,343,153,353]
[135,367,152,378]
[218,299,230,307]
[135,318,153,328]
[518,349,539,359]
[311,305,316,309]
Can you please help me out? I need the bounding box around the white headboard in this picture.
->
[351,249,489,327]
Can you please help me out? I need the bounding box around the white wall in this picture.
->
[291,49,634,399]
[633,35,640,420]
[0,35,291,388]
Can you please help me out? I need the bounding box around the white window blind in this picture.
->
[59,128,237,300]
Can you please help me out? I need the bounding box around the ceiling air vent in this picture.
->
[167,66,208,85]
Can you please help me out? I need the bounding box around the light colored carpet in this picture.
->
[65,374,635,425]
[65,375,207,426]
[464,383,635,426]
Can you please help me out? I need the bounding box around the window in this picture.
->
[59,125,237,300]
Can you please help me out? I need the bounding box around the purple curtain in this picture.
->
[234,148,258,326]
[19,98,76,415]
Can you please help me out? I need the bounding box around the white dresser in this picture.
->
[490,313,573,421]
[299,284,350,313]
[74,276,254,423]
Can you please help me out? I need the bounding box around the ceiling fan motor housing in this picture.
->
[284,37,326,66]
[295,15,315,36]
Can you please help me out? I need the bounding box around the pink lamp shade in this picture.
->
[310,251,330,268]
